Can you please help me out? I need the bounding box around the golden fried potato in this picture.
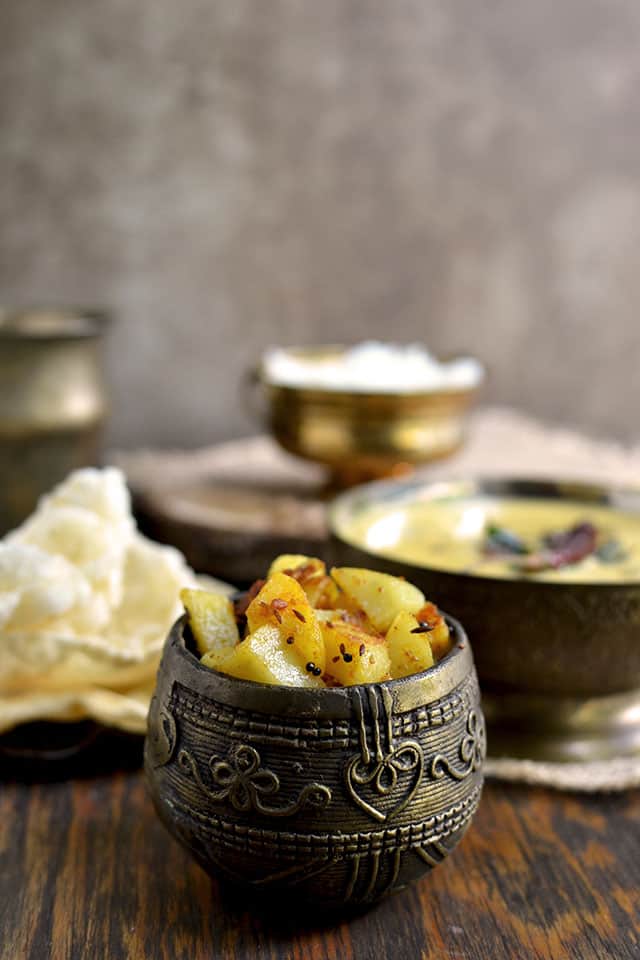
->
[321,617,390,686]
[246,572,325,674]
[268,555,340,609]
[180,588,239,662]
[267,554,319,578]
[330,567,425,633]
[190,556,449,687]
[386,611,434,679]
[204,624,320,687]
[415,602,452,661]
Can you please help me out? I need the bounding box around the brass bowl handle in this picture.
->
[243,365,267,427]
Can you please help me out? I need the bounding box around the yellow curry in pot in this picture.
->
[346,496,640,583]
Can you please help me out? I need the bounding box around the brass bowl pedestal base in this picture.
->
[483,687,640,764]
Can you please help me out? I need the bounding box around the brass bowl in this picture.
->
[329,477,640,762]
[256,346,483,484]
[145,615,484,910]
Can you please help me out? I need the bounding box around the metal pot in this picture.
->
[0,307,109,533]
[145,614,484,910]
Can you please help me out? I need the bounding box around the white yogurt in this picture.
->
[262,342,484,394]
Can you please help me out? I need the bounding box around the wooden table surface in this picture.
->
[1,739,638,960]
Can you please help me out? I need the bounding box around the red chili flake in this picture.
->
[233,578,265,629]
[234,611,248,635]
[519,521,598,573]
[293,609,306,623]
[243,578,265,601]
[323,674,341,688]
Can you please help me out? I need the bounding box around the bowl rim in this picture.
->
[329,474,640,591]
[255,342,485,399]
[0,306,110,341]
[163,613,474,720]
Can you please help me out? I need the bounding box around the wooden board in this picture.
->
[115,409,640,586]
[1,741,639,960]
[118,436,330,584]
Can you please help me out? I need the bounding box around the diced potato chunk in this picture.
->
[205,625,320,687]
[314,608,347,622]
[246,572,325,673]
[303,574,340,608]
[267,554,340,608]
[181,588,239,659]
[330,567,425,633]
[386,611,434,679]
[267,554,319,578]
[416,602,452,661]
[321,618,391,686]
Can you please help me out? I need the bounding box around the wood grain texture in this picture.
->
[1,746,639,960]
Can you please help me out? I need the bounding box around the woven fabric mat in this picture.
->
[115,406,640,791]
[484,756,640,792]
[116,404,640,489]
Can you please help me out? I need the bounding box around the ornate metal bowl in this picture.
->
[145,615,484,910]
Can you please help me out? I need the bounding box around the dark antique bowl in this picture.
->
[329,477,640,762]
[145,616,484,910]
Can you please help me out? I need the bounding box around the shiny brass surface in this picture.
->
[0,308,109,533]
[483,687,640,762]
[257,346,480,484]
[329,477,640,763]
[145,614,484,909]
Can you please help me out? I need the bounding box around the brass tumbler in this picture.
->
[0,308,110,534]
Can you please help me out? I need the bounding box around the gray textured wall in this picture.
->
[1,0,638,448]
